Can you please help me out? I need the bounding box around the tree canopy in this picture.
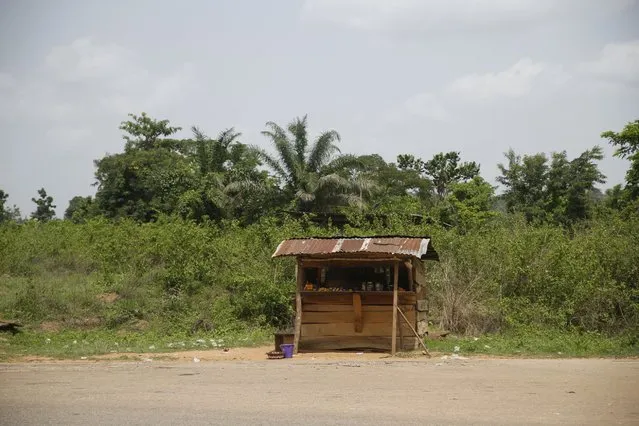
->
[601,120,639,204]
[497,147,605,225]
[253,115,374,213]
[3,112,636,230]
[30,188,56,222]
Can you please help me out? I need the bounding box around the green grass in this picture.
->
[0,327,271,361]
[426,329,639,358]
[2,328,637,361]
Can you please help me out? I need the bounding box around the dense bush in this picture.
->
[0,212,637,339]
[427,215,639,335]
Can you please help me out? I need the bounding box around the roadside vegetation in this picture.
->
[1,115,638,359]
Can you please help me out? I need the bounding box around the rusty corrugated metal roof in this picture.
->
[272,236,438,260]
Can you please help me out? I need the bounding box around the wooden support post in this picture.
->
[391,260,399,356]
[399,313,404,349]
[404,260,414,292]
[294,260,303,354]
[353,293,363,333]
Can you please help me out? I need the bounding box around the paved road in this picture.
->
[1,358,638,425]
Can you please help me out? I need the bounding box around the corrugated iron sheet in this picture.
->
[272,236,438,260]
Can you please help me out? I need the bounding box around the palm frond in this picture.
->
[352,175,379,196]
[249,146,290,184]
[191,126,208,141]
[261,122,302,186]
[192,126,211,175]
[262,121,288,142]
[317,173,351,190]
[273,138,301,185]
[224,178,265,195]
[340,193,367,208]
[288,115,308,170]
[308,130,341,172]
[203,171,226,189]
[323,154,362,175]
[217,127,242,148]
[296,189,316,202]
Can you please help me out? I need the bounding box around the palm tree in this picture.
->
[253,115,375,212]
[191,126,243,175]
[182,126,277,222]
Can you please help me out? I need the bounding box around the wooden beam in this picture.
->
[404,260,414,292]
[294,260,303,354]
[353,293,363,333]
[397,306,431,357]
[391,260,399,356]
[300,257,405,268]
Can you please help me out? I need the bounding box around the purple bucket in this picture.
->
[280,344,294,359]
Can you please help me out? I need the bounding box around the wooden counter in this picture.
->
[298,291,418,351]
[301,291,416,305]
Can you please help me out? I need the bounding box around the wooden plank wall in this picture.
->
[299,293,417,351]
[299,337,418,351]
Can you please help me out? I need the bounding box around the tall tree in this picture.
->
[437,176,497,232]
[31,188,56,222]
[423,152,480,198]
[497,150,551,222]
[561,147,605,223]
[94,113,196,221]
[398,152,480,199]
[347,154,431,211]
[0,189,8,223]
[177,126,278,222]
[65,196,99,223]
[601,119,639,202]
[253,115,370,213]
[0,189,22,224]
[95,148,196,222]
[497,147,605,225]
[120,112,182,151]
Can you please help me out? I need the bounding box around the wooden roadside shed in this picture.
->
[272,236,439,354]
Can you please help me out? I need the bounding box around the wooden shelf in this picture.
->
[300,291,416,306]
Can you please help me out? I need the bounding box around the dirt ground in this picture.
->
[1,350,638,425]
[9,345,424,363]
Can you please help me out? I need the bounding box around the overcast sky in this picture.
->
[1,0,638,216]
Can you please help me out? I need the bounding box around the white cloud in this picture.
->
[403,92,450,121]
[389,41,637,124]
[447,58,570,101]
[302,0,636,32]
[46,126,93,150]
[387,57,572,122]
[386,92,450,123]
[0,37,196,148]
[0,72,16,89]
[45,37,136,83]
[448,58,545,100]
[578,40,639,85]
